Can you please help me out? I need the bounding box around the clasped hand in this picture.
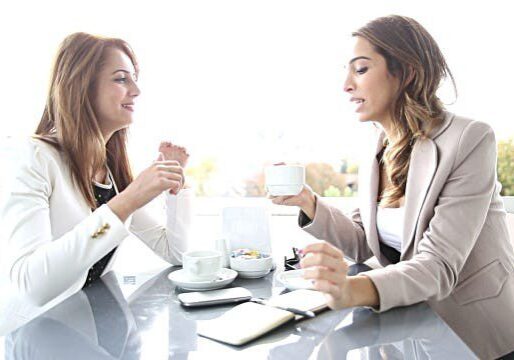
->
[108,142,189,222]
[300,241,354,310]
[130,141,189,206]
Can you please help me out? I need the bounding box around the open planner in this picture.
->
[197,289,328,346]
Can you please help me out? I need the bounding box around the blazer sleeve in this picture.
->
[363,121,497,312]
[0,141,130,307]
[128,188,193,266]
[299,195,374,263]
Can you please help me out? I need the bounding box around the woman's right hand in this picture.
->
[270,185,317,220]
[108,153,184,222]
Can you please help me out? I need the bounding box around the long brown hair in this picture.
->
[34,32,137,209]
[353,15,456,207]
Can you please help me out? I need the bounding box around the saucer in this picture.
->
[277,269,315,291]
[168,268,238,291]
[236,269,271,279]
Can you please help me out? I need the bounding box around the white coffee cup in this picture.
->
[265,165,305,196]
[183,250,222,282]
[503,196,514,213]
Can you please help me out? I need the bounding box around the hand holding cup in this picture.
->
[300,241,352,309]
[267,163,317,220]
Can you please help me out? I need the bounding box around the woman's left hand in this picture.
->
[158,141,189,168]
[158,141,189,193]
[300,241,353,310]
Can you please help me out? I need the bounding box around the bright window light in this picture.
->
[1,0,512,198]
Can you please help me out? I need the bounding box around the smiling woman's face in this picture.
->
[93,47,140,139]
[344,36,400,128]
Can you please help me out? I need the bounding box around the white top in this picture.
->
[376,206,404,253]
[92,169,113,189]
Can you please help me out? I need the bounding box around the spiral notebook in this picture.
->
[197,289,328,346]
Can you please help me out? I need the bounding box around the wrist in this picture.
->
[108,191,137,222]
[346,275,380,308]
[120,189,140,210]
[301,193,317,220]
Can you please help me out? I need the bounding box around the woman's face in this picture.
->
[93,48,140,138]
[344,36,399,128]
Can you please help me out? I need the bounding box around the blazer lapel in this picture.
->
[359,131,386,263]
[401,138,438,259]
[361,112,452,262]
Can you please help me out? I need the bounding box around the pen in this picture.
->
[249,297,316,318]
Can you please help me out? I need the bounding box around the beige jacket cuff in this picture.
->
[298,194,327,236]
[360,268,398,313]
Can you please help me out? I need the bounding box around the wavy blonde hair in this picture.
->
[34,32,138,208]
[353,15,456,207]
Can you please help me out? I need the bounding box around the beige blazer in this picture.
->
[302,112,514,359]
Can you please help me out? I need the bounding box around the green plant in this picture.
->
[185,158,218,196]
[498,138,514,196]
[343,186,355,197]
[323,185,342,197]
[306,162,347,197]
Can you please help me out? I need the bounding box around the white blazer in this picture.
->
[0,138,193,335]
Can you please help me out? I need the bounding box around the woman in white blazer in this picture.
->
[273,16,514,359]
[0,33,193,334]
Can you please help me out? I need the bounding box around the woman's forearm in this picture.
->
[107,191,137,223]
[301,192,317,220]
[347,275,380,307]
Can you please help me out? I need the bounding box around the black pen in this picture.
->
[249,297,316,318]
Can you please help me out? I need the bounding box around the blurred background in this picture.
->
[1,0,513,200]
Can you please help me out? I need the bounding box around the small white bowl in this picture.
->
[236,269,271,279]
[230,255,273,274]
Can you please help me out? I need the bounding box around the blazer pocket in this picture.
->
[453,259,510,306]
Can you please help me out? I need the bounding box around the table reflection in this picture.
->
[2,266,477,359]
[317,303,477,359]
[4,272,141,359]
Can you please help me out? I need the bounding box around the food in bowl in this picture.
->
[230,248,273,278]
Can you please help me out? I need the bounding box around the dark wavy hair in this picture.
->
[353,15,456,207]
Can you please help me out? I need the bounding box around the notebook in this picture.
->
[197,289,328,346]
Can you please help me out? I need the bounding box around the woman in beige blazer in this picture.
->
[273,16,514,359]
[0,33,192,334]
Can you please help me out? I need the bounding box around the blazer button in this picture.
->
[91,223,110,239]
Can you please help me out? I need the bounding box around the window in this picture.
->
[1,1,513,203]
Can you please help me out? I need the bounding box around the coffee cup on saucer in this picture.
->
[265,165,305,196]
[183,250,222,282]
